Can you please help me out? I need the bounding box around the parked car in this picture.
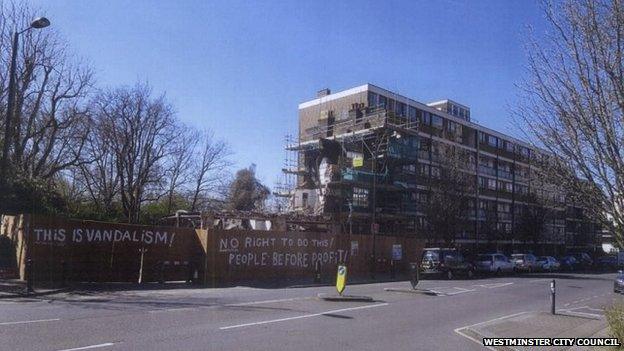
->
[536,256,560,272]
[511,253,539,273]
[569,252,594,270]
[420,248,475,279]
[559,255,580,271]
[474,253,515,275]
[614,271,624,294]
[596,256,619,272]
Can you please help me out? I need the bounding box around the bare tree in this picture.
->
[515,193,550,245]
[164,126,198,214]
[91,83,177,223]
[189,130,231,211]
[422,152,475,246]
[75,119,120,217]
[0,2,93,181]
[516,0,624,248]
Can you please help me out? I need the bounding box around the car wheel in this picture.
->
[496,268,502,276]
[447,270,453,280]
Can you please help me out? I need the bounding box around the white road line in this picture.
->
[225,296,312,307]
[148,307,196,313]
[477,282,514,288]
[445,288,476,295]
[453,312,528,351]
[582,307,605,312]
[454,328,496,351]
[220,303,389,330]
[56,343,115,351]
[0,318,60,326]
[558,310,603,319]
[148,297,313,313]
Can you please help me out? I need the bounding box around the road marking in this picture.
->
[148,297,313,313]
[0,318,60,326]
[558,306,604,319]
[582,307,605,312]
[453,312,528,351]
[149,307,196,313]
[454,328,496,351]
[225,296,313,307]
[529,279,548,283]
[444,288,476,295]
[220,303,389,330]
[56,343,115,351]
[558,310,603,319]
[476,282,514,288]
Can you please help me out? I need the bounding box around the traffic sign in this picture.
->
[336,265,347,295]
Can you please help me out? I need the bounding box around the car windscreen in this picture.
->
[511,254,524,259]
[422,251,440,261]
[476,255,492,262]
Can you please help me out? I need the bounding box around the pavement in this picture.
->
[0,279,69,299]
[0,272,621,351]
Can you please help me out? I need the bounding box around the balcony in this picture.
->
[497,170,513,180]
[478,165,497,177]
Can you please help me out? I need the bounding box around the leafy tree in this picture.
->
[227,165,269,211]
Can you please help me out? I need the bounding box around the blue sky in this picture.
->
[30,0,546,186]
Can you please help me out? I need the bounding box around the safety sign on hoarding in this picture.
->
[336,265,347,295]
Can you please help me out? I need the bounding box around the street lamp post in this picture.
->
[0,17,50,188]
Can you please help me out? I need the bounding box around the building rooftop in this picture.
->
[298,83,534,150]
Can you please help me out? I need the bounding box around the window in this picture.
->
[352,187,369,207]
[515,184,528,194]
[420,164,430,176]
[396,102,406,116]
[505,141,514,152]
[487,135,498,148]
[403,164,417,174]
[408,106,417,122]
[367,92,378,107]
[431,115,443,128]
[447,121,461,135]
[479,177,487,189]
[415,192,428,204]
[431,166,440,178]
[388,99,395,112]
[378,95,387,108]
[422,111,431,125]
[518,146,530,157]
[459,108,466,119]
[505,182,513,192]
[478,131,487,143]
[488,178,497,190]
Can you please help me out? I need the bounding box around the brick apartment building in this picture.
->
[282,84,599,255]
